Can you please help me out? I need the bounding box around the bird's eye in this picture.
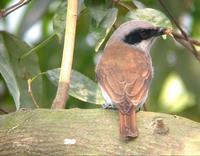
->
[140,29,148,39]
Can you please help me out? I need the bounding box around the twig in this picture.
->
[26,72,47,108]
[0,0,31,18]
[159,0,200,61]
[118,1,133,11]
[51,0,78,109]
[19,33,56,62]
[112,0,135,11]
[27,79,39,108]
[171,31,200,46]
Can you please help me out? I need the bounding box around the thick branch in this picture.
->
[0,109,199,155]
[52,0,78,109]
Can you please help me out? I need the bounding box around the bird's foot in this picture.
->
[137,103,147,112]
[102,103,117,109]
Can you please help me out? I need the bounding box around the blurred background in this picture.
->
[0,0,199,122]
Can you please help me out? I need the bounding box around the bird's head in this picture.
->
[109,20,167,52]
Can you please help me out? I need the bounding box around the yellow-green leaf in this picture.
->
[46,68,105,105]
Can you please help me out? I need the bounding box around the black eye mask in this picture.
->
[123,28,165,45]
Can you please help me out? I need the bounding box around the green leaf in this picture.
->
[0,31,42,109]
[53,0,85,42]
[85,0,118,51]
[85,0,108,26]
[19,34,56,61]
[132,0,145,9]
[90,8,118,51]
[125,8,172,29]
[46,68,105,105]
[53,1,67,42]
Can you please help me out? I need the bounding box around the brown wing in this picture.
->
[96,42,152,114]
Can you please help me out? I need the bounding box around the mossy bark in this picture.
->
[0,108,199,155]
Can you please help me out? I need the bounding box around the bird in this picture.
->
[96,20,167,138]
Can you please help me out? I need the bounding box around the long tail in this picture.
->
[119,107,138,138]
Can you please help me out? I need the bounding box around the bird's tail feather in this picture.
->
[119,107,138,138]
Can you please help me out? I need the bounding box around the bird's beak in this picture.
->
[160,28,173,37]
[162,28,173,37]
[155,27,173,39]
[157,27,168,36]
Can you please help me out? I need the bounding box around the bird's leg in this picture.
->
[137,103,147,112]
[143,103,147,111]
[0,0,31,18]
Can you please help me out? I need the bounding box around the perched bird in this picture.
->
[96,20,166,138]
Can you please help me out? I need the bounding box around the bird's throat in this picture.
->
[132,39,155,53]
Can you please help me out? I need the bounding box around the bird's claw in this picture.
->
[102,103,117,109]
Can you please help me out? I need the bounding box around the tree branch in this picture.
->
[51,0,78,109]
[159,0,200,61]
[171,31,200,46]
[165,29,200,61]
[0,109,199,155]
[0,0,31,18]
